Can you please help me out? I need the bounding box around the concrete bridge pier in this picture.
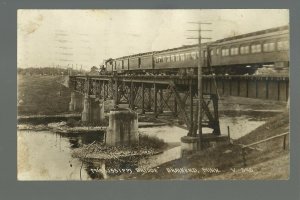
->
[69,92,83,112]
[81,94,105,123]
[181,136,199,154]
[105,108,138,146]
[81,93,90,122]
[99,99,105,121]
[69,92,76,111]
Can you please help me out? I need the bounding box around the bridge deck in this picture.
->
[71,74,288,82]
[69,75,289,101]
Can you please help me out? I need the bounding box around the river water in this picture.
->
[17,111,277,180]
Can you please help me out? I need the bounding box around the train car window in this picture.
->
[251,44,262,53]
[210,49,214,56]
[185,53,188,60]
[171,55,175,62]
[185,53,192,60]
[240,46,249,54]
[277,40,289,51]
[191,52,197,60]
[230,47,239,55]
[176,54,180,61]
[203,51,207,57]
[164,56,169,63]
[221,48,229,56]
[167,56,171,62]
[263,42,275,52]
[192,53,195,60]
[216,48,219,55]
[190,53,194,60]
[191,53,194,60]
[180,54,185,61]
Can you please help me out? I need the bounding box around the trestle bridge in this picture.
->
[68,74,289,138]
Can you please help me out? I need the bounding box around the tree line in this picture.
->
[17,67,85,76]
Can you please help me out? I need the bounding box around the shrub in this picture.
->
[66,118,81,127]
[139,134,166,149]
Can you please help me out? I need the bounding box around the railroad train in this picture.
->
[102,25,289,75]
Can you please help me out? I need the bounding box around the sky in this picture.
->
[17,9,289,70]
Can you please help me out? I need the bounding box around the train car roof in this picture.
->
[216,25,289,43]
[115,51,154,60]
[110,25,289,60]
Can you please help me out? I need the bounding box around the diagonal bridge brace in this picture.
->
[169,81,221,136]
[169,81,192,132]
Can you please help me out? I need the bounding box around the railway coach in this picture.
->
[209,25,289,74]
[102,25,289,75]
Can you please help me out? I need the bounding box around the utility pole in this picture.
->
[187,22,212,150]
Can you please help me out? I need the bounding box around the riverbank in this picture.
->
[124,110,289,180]
[18,75,71,115]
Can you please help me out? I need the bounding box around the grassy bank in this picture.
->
[17,75,71,115]
[128,110,289,180]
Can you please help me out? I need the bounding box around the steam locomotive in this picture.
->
[102,25,289,75]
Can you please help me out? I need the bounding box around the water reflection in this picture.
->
[17,130,103,180]
[219,111,277,139]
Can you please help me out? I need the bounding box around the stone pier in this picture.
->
[81,94,90,122]
[69,92,83,112]
[105,108,138,146]
[181,134,230,154]
[180,136,199,153]
[81,94,105,123]
[99,100,105,121]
